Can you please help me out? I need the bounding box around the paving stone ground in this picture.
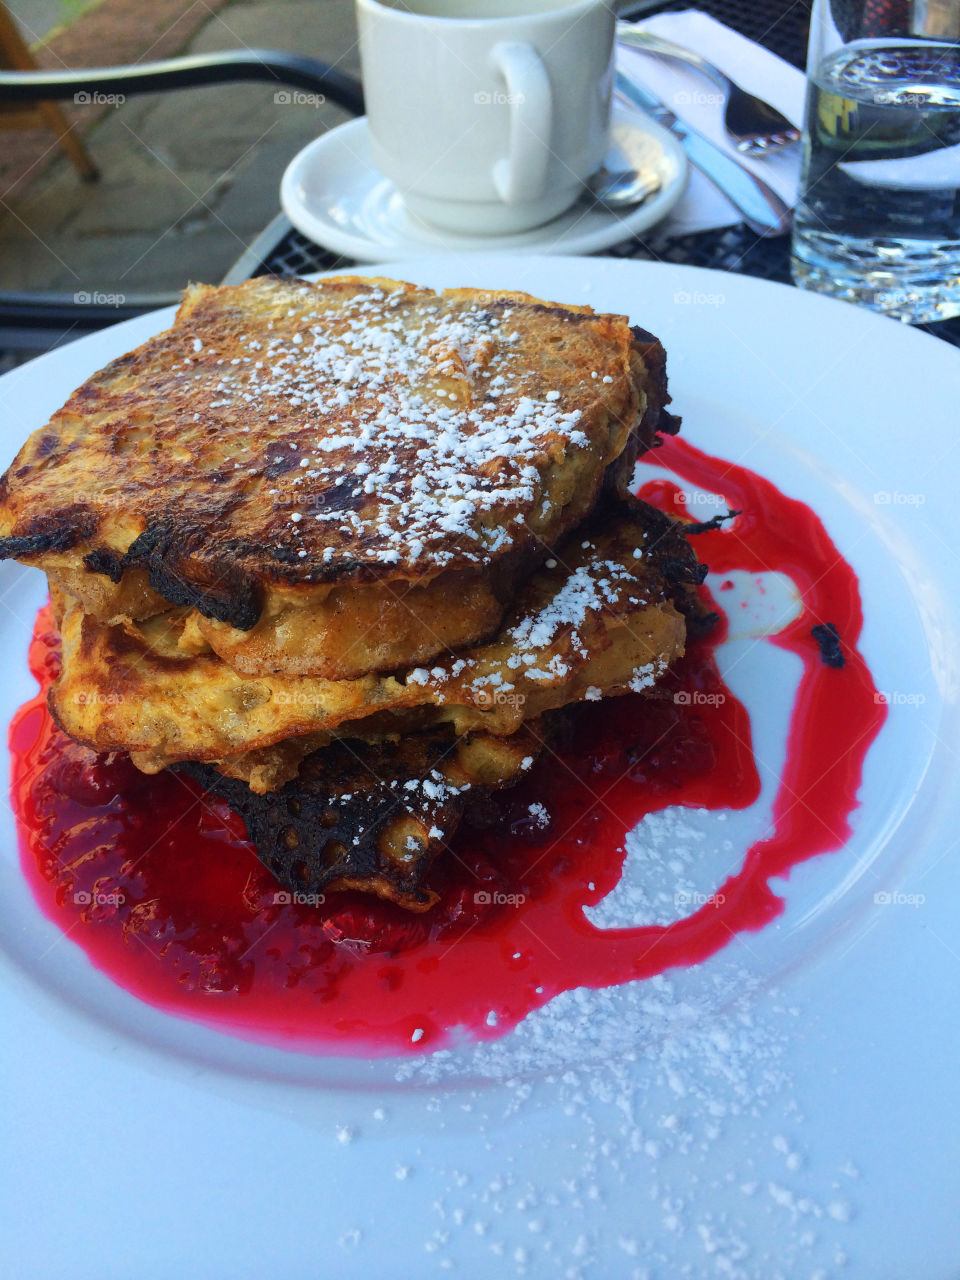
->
[0,0,359,296]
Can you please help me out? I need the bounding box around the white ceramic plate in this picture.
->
[2,256,959,1279]
[279,107,687,262]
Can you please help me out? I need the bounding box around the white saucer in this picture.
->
[280,108,688,262]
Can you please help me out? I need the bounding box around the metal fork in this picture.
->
[617,27,801,157]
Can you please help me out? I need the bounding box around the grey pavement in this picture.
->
[0,0,360,296]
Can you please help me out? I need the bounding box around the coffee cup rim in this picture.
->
[357,0,603,26]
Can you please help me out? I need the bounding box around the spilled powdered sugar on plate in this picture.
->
[330,966,858,1278]
[584,809,736,930]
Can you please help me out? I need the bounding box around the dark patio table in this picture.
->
[221,0,960,350]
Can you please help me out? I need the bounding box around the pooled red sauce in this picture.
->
[9,439,886,1055]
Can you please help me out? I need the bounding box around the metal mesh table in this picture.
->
[229,0,960,349]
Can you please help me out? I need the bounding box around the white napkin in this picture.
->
[616,9,807,237]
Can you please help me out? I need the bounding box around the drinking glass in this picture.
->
[790,0,960,322]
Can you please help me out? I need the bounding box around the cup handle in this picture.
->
[489,41,553,205]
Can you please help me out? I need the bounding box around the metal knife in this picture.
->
[614,70,793,237]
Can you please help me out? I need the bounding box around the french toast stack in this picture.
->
[0,276,705,909]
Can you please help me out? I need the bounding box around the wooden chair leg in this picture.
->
[36,99,99,181]
[0,2,99,181]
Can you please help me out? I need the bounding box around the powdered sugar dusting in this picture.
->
[403,538,656,703]
[171,279,628,578]
[509,555,644,656]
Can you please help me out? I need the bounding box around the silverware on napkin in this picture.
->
[617,26,801,156]
[614,70,793,237]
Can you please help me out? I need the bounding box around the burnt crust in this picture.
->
[811,622,845,669]
[602,326,680,503]
[0,507,96,558]
[111,522,263,630]
[180,735,464,910]
[179,729,534,911]
[617,493,708,590]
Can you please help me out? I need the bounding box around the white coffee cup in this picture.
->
[356,0,615,234]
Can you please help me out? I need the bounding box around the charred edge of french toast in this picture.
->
[179,732,472,911]
[104,521,263,630]
[50,437,680,639]
[602,329,679,502]
[0,506,97,560]
[606,493,714,635]
[589,492,708,589]
[631,326,681,438]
